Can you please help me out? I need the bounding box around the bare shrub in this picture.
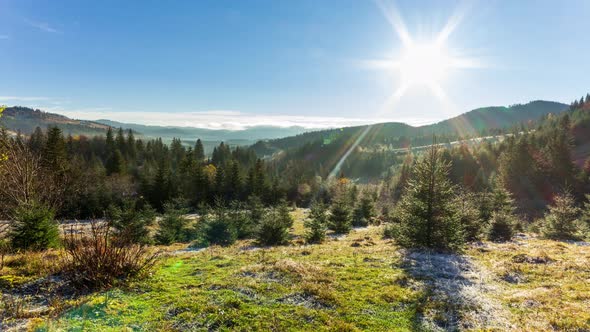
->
[61,221,160,290]
[0,137,65,217]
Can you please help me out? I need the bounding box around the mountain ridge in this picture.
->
[0,100,568,150]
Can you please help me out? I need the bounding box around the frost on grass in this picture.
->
[401,250,513,331]
[1,276,77,332]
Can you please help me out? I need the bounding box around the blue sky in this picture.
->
[1,0,589,129]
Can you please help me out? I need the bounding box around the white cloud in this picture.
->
[24,19,60,33]
[55,109,437,130]
[1,99,440,129]
[0,96,52,102]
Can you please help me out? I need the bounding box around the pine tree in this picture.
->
[170,138,185,171]
[455,190,483,241]
[277,200,294,228]
[352,194,376,227]
[393,144,463,251]
[107,201,156,245]
[545,115,576,183]
[106,149,126,175]
[490,179,515,215]
[226,160,242,200]
[192,164,209,207]
[214,165,225,199]
[541,190,581,240]
[155,203,193,245]
[10,201,59,251]
[256,207,290,246]
[247,195,265,224]
[194,139,205,163]
[305,201,328,243]
[486,212,516,242]
[115,127,126,156]
[328,193,352,234]
[105,127,115,155]
[28,127,45,153]
[126,129,137,161]
[228,201,255,239]
[196,202,237,247]
[150,160,172,211]
[43,126,68,173]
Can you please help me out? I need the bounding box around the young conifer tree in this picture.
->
[394,143,463,251]
[305,200,328,244]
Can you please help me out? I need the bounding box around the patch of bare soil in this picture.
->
[402,250,513,331]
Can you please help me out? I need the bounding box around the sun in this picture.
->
[397,41,451,87]
[368,0,484,105]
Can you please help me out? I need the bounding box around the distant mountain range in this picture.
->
[252,100,569,156]
[95,119,309,142]
[0,100,568,155]
[0,107,310,153]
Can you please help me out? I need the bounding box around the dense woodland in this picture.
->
[0,94,589,251]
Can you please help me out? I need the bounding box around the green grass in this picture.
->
[37,225,422,331]
[5,210,589,331]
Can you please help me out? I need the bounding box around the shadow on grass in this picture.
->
[399,249,512,331]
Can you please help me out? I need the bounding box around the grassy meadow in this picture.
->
[1,209,589,331]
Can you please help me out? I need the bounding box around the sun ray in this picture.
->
[328,125,373,178]
[435,1,471,46]
[376,82,408,116]
[375,0,413,47]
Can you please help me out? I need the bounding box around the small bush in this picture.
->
[62,221,159,290]
[155,203,194,245]
[256,209,290,246]
[486,212,516,242]
[10,202,59,251]
[304,201,328,244]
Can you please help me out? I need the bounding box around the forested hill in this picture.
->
[252,100,568,156]
[0,106,309,145]
[0,106,110,136]
[423,100,568,134]
[0,100,568,156]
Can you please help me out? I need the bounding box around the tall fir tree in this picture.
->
[194,139,205,163]
[43,126,68,173]
[393,144,463,251]
[328,192,352,234]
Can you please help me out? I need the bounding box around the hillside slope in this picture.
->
[0,106,310,144]
[253,100,568,156]
[0,106,110,136]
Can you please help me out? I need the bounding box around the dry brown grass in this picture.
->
[469,236,590,331]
